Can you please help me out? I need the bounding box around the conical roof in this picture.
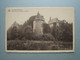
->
[35,12,44,21]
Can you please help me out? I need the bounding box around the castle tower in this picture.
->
[33,12,44,36]
[49,17,59,28]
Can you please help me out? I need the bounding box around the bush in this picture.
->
[31,33,55,41]
[42,34,55,41]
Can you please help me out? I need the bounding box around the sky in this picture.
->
[6,7,74,30]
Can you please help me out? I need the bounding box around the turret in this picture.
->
[33,12,44,36]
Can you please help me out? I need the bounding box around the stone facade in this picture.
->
[33,12,44,36]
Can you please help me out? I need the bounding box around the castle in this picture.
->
[33,12,60,36]
[11,12,60,36]
[33,12,44,36]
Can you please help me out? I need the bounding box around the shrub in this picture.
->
[42,33,55,41]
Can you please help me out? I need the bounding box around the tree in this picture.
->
[51,20,73,42]
[43,23,51,34]
[27,15,36,28]
[11,26,19,40]
[7,27,12,40]
[22,25,33,40]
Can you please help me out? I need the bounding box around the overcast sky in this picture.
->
[6,7,74,30]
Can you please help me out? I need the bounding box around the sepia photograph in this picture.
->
[5,7,74,52]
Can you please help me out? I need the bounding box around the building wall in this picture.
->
[33,20,43,36]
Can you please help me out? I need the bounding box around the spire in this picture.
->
[37,11,40,15]
[37,11,40,18]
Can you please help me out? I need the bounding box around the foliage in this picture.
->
[42,34,55,41]
[51,20,73,42]
[10,26,18,40]
[7,40,73,50]
[7,17,73,50]
[43,23,51,33]
[22,25,33,40]
[27,15,36,28]
[7,16,73,42]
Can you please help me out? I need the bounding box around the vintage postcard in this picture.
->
[5,7,74,52]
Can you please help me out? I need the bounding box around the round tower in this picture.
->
[33,12,44,36]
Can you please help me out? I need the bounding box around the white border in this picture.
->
[5,7,75,53]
